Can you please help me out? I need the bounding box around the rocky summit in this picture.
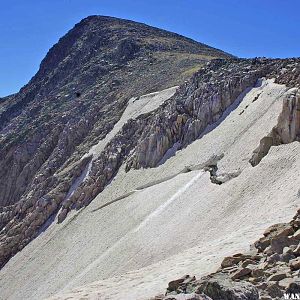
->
[0,15,300,300]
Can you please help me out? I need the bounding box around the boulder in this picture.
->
[266,283,283,298]
[241,259,257,268]
[290,257,300,271]
[255,223,295,252]
[263,223,294,238]
[266,253,280,263]
[196,273,259,300]
[255,236,271,252]
[269,236,298,254]
[267,272,287,282]
[221,254,251,268]
[251,268,265,278]
[230,267,252,280]
[167,275,196,292]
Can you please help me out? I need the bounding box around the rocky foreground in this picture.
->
[151,210,300,300]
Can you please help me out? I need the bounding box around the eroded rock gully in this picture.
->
[150,210,300,300]
[0,56,299,268]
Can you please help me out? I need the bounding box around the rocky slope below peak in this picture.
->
[54,58,300,225]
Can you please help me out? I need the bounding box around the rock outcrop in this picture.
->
[152,210,300,300]
[250,88,300,166]
[127,58,300,170]
[63,58,300,218]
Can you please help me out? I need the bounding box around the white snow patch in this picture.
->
[133,170,204,233]
[62,160,92,204]
[62,171,204,291]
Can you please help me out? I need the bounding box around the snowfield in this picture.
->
[1,79,299,300]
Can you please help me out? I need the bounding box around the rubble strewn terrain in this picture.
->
[151,210,300,300]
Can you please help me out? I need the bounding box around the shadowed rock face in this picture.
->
[0,16,231,267]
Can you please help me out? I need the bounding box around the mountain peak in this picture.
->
[0,17,233,270]
[37,15,231,76]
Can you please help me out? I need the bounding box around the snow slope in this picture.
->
[0,79,299,300]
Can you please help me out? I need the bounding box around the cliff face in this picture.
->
[0,16,231,267]
[131,59,300,173]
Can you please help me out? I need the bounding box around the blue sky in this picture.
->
[1,0,299,97]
